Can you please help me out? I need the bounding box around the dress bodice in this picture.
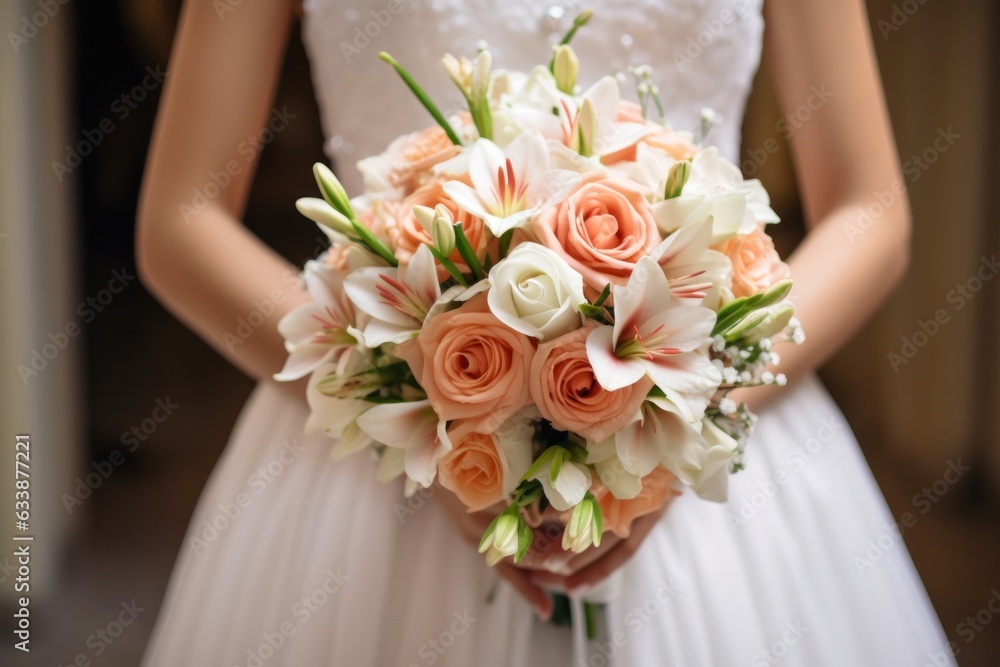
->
[302,0,763,193]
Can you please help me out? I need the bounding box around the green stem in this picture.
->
[453,225,484,281]
[584,602,598,640]
[349,218,398,267]
[498,229,514,259]
[547,9,594,72]
[428,246,468,287]
[379,52,463,146]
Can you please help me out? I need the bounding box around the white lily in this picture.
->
[651,147,779,244]
[490,66,567,147]
[652,216,733,307]
[275,261,364,382]
[343,244,440,347]
[528,451,592,512]
[303,361,371,449]
[586,257,722,394]
[443,130,579,236]
[356,399,451,489]
[557,76,651,158]
[588,393,735,501]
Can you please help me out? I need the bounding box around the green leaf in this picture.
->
[515,516,534,563]
[515,479,543,507]
[379,52,463,146]
[579,304,606,321]
[521,447,557,482]
[592,283,612,308]
[549,447,569,484]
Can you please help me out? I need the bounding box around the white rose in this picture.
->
[486,243,586,340]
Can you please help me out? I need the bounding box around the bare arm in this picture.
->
[731,0,911,409]
[136,0,310,385]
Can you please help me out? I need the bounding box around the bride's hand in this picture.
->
[437,483,668,603]
[433,486,554,621]
[524,503,670,596]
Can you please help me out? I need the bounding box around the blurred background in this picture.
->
[0,0,997,664]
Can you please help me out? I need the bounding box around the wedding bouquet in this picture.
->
[276,12,801,566]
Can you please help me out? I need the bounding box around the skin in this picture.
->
[137,0,910,623]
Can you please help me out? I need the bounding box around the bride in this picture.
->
[137,0,954,665]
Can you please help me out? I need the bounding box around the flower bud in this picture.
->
[312,163,354,218]
[442,53,473,95]
[413,204,456,256]
[472,50,492,100]
[663,160,691,200]
[479,510,521,566]
[553,45,579,94]
[577,97,599,157]
[295,197,354,237]
[738,303,796,343]
[562,493,602,553]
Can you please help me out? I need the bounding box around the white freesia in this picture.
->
[486,244,586,340]
[443,130,580,236]
[343,244,440,347]
[651,147,779,244]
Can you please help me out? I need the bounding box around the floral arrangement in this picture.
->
[276,11,801,566]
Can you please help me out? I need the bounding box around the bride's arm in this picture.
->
[534,0,911,592]
[136,0,310,384]
[731,0,911,410]
[139,0,554,617]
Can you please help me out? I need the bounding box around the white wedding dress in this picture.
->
[142,1,955,665]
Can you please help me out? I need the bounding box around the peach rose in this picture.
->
[594,466,679,538]
[389,178,487,272]
[397,294,534,435]
[388,125,463,192]
[602,128,699,165]
[532,174,660,292]
[437,431,508,511]
[716,226,790,298]
[529,320,652,443]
